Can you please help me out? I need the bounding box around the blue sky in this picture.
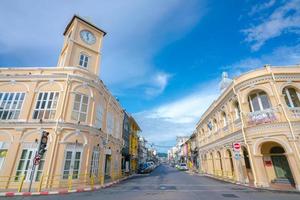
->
[1,0,300,152]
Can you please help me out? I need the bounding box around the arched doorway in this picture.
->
[204,154,208,173]
[216,151,223,176]
[210,152,215,175]
[226,150,234,178]
[261,142,295,188]
[242,147,254,184]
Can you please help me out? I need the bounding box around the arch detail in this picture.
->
[60,130,88,146]
[253,137,293,155]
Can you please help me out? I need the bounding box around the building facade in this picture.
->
[196,66,300,191]
[168,136,189,164]
[121,111,131,174]
[0,15,125,191]
[138,137,148,165]
[129,117,140,173]
[186,133,199,170]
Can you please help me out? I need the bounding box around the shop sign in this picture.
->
[264,160,272,167]
[105,148,112,155]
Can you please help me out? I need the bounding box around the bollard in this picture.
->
[18,175,25,192]
[100,174,104,186]
[90,175,94,190]
[37,175,44,192]
[68,175,72,191]
[112,170,115,181]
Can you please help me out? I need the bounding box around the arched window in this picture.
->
[270,146,285,154]
[213,118,218,132]
[282,87,300,108]
[207,120,213,134]
[33,92,59,120]
[71,93,89,122]
[248,90,271,112]
[222,112,227,127]
[233,101,240,119]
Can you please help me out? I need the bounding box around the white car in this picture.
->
[177,163,188,171]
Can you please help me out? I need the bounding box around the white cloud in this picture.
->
[243,0,300,51]
[134,80,219,148]
[222,44,300,79]
[145,72,171,97]
[0,0,206,96]
[231,44,300,71]
[249,0,276,16]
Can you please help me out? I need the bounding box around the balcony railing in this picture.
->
[288,107,300,118]
[247,108,277,126]
[234,118,241,129]
[222,125,228,132]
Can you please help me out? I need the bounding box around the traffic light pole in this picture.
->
[28,152,38,192]
[28,130,49,192]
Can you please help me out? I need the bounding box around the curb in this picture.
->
[0,175,135,197]
[187,170,300,194]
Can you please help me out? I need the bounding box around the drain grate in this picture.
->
[222,194,239,198]
[231,187,246,191]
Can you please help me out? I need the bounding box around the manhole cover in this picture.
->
[131,186,140,190]
[159,186,176,190]
[222,194,239,198]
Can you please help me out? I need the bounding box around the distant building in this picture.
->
[168,136,189,164]
[129,116,141,173]
[121,111,131,173]
[138,137,147,164]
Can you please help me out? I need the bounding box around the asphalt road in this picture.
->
[11,164,300,200]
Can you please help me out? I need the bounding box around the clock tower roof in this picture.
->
[63,15,107,36]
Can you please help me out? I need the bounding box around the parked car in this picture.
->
[138,163,152,174]
[147,161,155,170]
[177,163,188,171]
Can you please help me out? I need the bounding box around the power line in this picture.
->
[148,143,173,148]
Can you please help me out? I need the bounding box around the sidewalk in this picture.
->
[186,170,300,194]
[0,174,136,197]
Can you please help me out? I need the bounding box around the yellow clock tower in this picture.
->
[57,15,106,75]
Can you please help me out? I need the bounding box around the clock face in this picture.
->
[80,30,96,45]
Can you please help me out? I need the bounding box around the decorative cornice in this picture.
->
[199,130,243,152]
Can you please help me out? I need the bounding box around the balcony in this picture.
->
[246,108,277,126]
[222,125,229,132]
[233,118,242,130]
[288,107,300,118]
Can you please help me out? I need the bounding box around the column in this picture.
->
[286,153,300,191]
[252,154,269,187]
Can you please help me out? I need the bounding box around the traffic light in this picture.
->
[38,131,49,156]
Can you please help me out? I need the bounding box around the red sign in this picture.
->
[33,155,41,165]
[265,160,272,167]
[233,142,241,152]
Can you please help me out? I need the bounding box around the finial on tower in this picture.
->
[219,71,232,92]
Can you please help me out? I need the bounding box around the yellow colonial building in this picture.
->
[196,65,300,191]
[129,117,140,173]
[0,15,125,192]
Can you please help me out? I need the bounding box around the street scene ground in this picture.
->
[1,1,300,198]
[10,165,300,200]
